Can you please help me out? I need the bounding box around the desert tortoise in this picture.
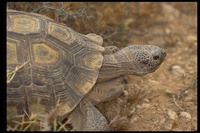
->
[7,9,166,131]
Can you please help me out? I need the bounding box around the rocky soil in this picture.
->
[97,3,197,131]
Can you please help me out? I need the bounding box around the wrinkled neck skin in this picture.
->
[97,49,135,83]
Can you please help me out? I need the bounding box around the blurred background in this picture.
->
[7,2,197,47]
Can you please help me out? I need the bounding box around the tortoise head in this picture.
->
[98,45,166,82]
[122,45,166,76]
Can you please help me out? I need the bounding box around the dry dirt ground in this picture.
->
[7,2,197,131]
[97,3,197,131]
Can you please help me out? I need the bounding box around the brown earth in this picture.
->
[7,2,197,131]
[97,3,197,131]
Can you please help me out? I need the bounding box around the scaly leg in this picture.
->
[67,98,108,131]
[103,46,119,55]
[86,76,125,105]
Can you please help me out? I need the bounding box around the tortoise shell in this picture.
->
[7,9,105,119]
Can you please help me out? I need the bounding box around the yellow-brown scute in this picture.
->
[84,33,104,45]
[82,54,103,70]
[7,40,18,64]
[67,67,98,94]
[48,22,76,45]
[32,43,58,64]
[8,15,40,34]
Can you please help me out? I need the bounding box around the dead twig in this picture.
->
[7,60,30,84]
[172,94,184,111]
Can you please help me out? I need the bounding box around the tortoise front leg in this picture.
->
[86,76,126,105]
[67,98,108,131]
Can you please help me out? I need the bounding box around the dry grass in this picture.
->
[7,60,29,84]
[7,99,72,131]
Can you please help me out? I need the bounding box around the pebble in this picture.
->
[179,112,191,120]
[167,109,177,120]
[164,123,173,130]
[165,28,171,35]
[136,105,142,110]
[159,118,166,124]
[123,90,129,97]
[171,65,185,76]
[187,35,197,43]
[143,98,150,103]
[165,89,173,94]
[142,103,150,108]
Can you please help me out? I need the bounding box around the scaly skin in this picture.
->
[97,45,166,83]
[83,44,166,131]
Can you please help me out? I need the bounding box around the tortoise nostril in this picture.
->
[141,59,149,64]
[153,55,159,60]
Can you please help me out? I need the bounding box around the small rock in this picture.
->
[179,112,191,120]
[131,115,139,122]
[136,105,142,110]
[171,65,185,76]
[129,108,136,114]
[141,103,150,108]
[167,109,177,120]
[123,90,129,97]
[143,98,150,103]
[159,118,166,124]
[165,89,173,95]
[187,35,197,43]
[165,28,171,35]
[164,123,173,130]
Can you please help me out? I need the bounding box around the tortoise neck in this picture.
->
[97,52,125,83]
